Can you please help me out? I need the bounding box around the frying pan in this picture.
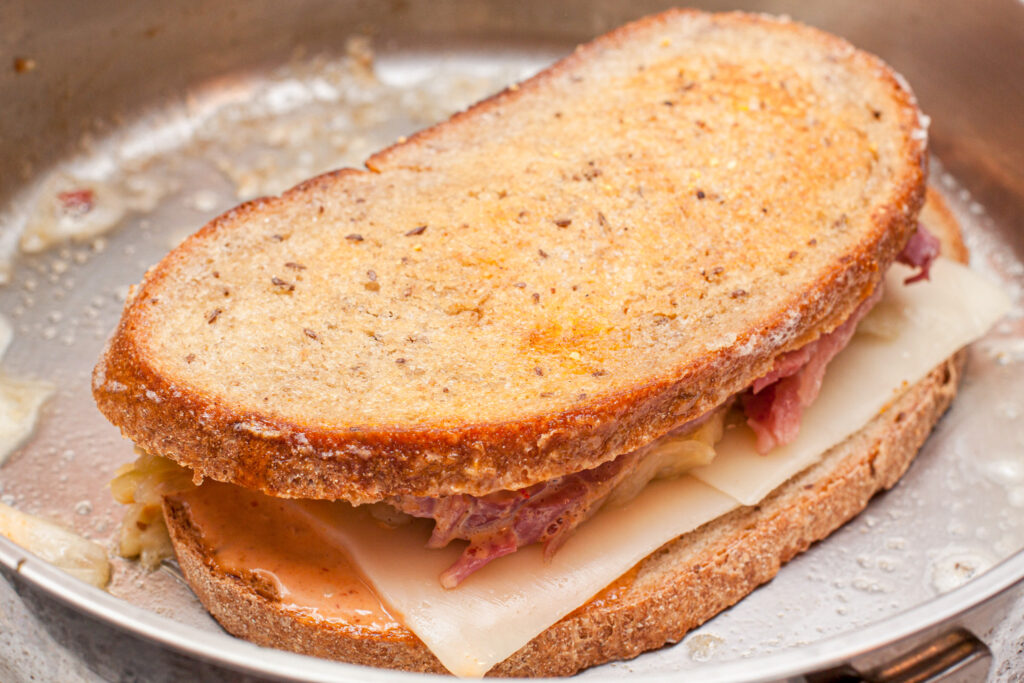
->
[1,1,1022,680]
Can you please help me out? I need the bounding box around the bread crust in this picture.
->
[93,10,928,503]
[164,351,965,676]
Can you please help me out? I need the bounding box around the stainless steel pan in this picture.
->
[0,1,1022,680]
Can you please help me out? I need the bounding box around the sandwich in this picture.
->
[94,10,1010,677]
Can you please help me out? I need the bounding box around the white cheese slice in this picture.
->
[691,259,1011,504]
[296,257,1007,677]
[288,476,737,677]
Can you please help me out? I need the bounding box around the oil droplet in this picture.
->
[982,458,1024,486]
[930,551,994,593]
[685,633,723,662]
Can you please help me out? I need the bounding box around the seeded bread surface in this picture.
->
[95,10,928,502]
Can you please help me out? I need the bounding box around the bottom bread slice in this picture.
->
[163,350,964,677]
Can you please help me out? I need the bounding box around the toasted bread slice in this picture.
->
[94,10,928,504]
[162,191,965,676]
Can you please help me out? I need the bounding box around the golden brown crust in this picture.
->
[164,352,965,676]
[94,10,928,503]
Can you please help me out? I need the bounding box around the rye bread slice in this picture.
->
[95,10,928,503]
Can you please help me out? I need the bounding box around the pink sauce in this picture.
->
[172,481,402,632]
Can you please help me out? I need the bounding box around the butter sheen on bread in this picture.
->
[94,10,927,505]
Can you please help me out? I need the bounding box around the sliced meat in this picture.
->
[742,283,883,453]
[389,410,724,587]
[897,222,940,284]
[392,448,642,588]
[743,222,937,452]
